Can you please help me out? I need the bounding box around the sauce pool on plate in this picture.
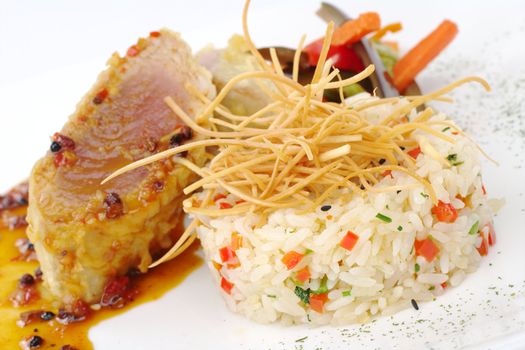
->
[0,205,202,349]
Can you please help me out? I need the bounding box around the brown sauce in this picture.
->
[0,206,202,349]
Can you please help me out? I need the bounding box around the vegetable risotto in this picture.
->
[194,93,496,325]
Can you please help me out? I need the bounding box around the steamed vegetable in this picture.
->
[392,20,458,92]
[331,12,381,46]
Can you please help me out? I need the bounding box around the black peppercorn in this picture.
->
[378,158,386,165]
[170,133,183,146]
[50,141,62,153]
[40,311,55,321]
[20,273,35,286]
[28,335,44,348]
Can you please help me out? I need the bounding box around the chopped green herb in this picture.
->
[429,286,435,291]
[469,221,480,235]
[295,336,308,343]
[305,248,314,255]
[312,275,328,295]
[294,286,310,304]
[447,153,463,166]
[442,126,451,132]
[376,213,392,223]
[307,314,311,322]
[420,192,429,198]
[415,263,420,273]
[397,225,403,231]
[267,294,276,298]
[342,290,352,297]
[447,154,457,162]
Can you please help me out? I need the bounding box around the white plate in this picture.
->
[1,1,525,349]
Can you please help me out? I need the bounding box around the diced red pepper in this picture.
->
[441,282,447,289]
[93,88,109,104]
[149,31,161,38]
[221,277,234,294]
[414,238,440,262]
[477,232,488,256]
[304,40,365,72]
[310,293,329,313]
[219,246,236,263]
[214,193,227,202]
[281,251,304,270]
[53,151,76,168]
[482,184,487,195]
[219,202,232,209]
[487,222,496,246]
[295,266,311,283]
[431,200,458,223]
[340,231,359,251]
[52,132,76,151]
[235,200,246,205]
[100,276,130,307]
[407,146,422,159]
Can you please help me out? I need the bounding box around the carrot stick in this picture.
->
[392,20,458,93]
[331,12,381,46]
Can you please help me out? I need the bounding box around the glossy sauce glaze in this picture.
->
[0,206,202,349]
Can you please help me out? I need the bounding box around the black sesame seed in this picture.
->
[378,158,386,165]
[40,311,55,321]
[400,146,406,150]
[320,205,331,212]
[20,273,35,286]
[50,141,62,153]
[360,185,365,190]
[411,299,419,310]
[396,190,401,194]
[28,335,44,348]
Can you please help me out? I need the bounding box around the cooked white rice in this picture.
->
[192,94,495,325]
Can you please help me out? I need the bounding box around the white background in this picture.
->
[1,1,525,349]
